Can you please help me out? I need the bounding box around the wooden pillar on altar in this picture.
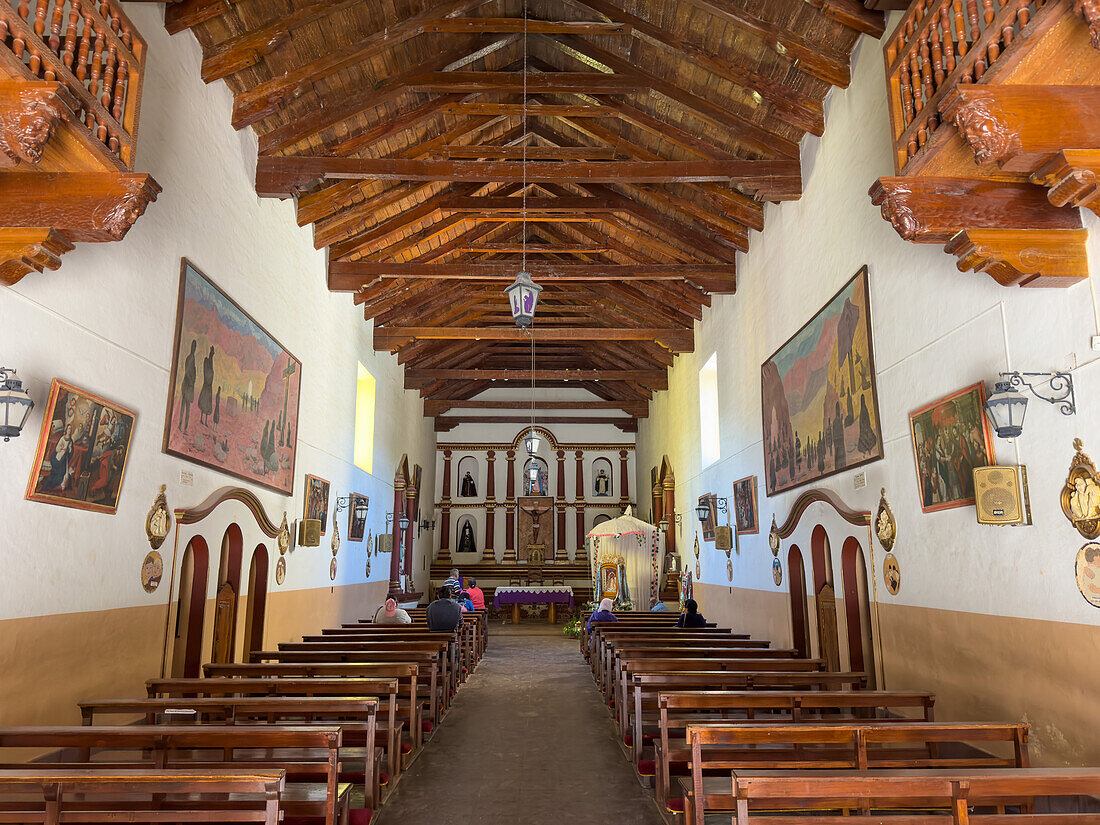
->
[574,450,586,563]
[388,469,406,598]
[652,477,664,531]
[662,468,677,558]
[503,449,516,561]
[403,481,417,587]
[483,450,496,562]
[619,449,630,506]
[438,449,452,563]
[555,450,566,560]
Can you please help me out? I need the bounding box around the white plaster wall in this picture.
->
[0,3,436,621]
[637,27,1100,630]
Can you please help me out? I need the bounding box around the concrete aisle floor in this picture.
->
[375,626,666,825]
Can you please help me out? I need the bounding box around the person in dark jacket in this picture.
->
[586,597,617,632]
[426,586,463,632]
[676,598,707,628]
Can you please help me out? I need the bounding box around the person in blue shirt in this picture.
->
[650,599,670,612]
[457,590,474,611]
[586,597,618,632]
[676,598,707,628]
[442,568,461,594]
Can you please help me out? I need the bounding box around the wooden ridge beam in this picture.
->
[441,102,618,117]
[373,326,690,341]
[257,157,802,194]
[405,368,668,387]
[407,71,646,93]
[423,18,631,34]
[329,260,733,283]
[424,399,649,416]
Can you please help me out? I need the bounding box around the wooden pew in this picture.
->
[77,696,385,808]
[0,726,351,825]
[604,645,796,688]
[306,628,477,679]
[624,672,871,767]
[595,633,774,680]
[584,621,731,657]
[720,768,1100,825]
[202,662,430,749]
[647,691,936,805]
[146,677,406,783]
[682,721,1031,825]
[0,768,285,825]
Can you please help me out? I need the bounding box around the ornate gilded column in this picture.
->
[503,449,516,562]
[387,470,406,598]
[662,468,677,558]
[403,481,417,590]
[574,450,586,563]
[438,449,452,563]
[483,449,496,563]
[619,449,630,506]
[555,449,566,561]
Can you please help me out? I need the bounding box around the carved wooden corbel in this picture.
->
[0,228,74,285]
[1031,149,1100,215]
[1073,0,1100,49]
[0,82,71,168]
[944,96,1021,166]
[945,228,1089,287]
[92,175,162,240]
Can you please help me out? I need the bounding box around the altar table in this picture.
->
[493,586,574,624]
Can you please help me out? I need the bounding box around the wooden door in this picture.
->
[211,581,237,664]
[816,582,840,672]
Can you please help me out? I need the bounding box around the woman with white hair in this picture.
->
[586,597,618,632]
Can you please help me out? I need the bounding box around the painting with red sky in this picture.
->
[163,259,301,495]
[761,266,882,496]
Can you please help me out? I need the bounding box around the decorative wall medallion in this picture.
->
[275,556,286,585]
[726,558,733,582]
[1061,439,1100,540]
[768,515,780,557]
[365,556,371,578]
[693,533,700,560]
[883,552,901,595]
[331,516,340,556]
[145,485,171,550]
[367,529,373,555]
[141,551,163,593]
[277,513,290,555]
[772,557,782,586]
[695,559,701,579]
[875,488,897,553]
[1075,542,1100,608]
[329,557,338,581]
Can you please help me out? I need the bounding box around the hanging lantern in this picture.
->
[524,429,541,456]
[984,380,1028,439]
[505,270,542,328]
[0,369,34,442]
[695,502,711,522]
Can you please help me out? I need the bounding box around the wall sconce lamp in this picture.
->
[334,494,368,526]
[985,371,1075,439]
[695,497,728,522]
[658,512,683,535]
[524,429,541,456]
[0,368,34,442]
[419,518,436,531]
[398,514,411,532]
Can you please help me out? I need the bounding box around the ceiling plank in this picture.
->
[405,368,668,387]
[424,18,631,34]
[408,71,645,93]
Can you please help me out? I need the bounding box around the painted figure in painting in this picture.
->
[1076,543,1100,608]
[460,471,477,497]
[178,340,197,433]
[304,475,330,534]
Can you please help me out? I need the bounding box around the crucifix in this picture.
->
[279,361,296,447]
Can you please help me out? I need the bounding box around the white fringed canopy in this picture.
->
[585,506,665,608]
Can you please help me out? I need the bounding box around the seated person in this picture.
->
[586,597,617,632]
[465,577,486,610]
[373,597,412,624]
[457,590,474,611]
[426,586,463,632]
[650,599,670,612]
[675,598,707,628]
[442,568,462,594]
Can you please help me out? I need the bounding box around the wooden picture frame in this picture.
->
[348,492,368,542]
[698,493,718,541]
[732,475,759,535]
[908,382,995,513]
[761,266,883,496]
[304,474,330,535]
[25,379,136,515]
[163,259,302,496]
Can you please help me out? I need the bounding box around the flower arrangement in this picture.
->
[563,617,583,638]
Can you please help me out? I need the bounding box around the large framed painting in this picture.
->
[908,382,996,513]
[761,266,883,496]
[732,475,759,535]
[163,259,301,495]
[26,379,135,514]
[304,474,330,535]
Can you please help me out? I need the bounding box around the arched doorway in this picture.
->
[243,544,269,656]
[841,537,875,684]
[171,536,209,678]
[810,524,840,671]
[212,524,243,663]
[787,545,810,658]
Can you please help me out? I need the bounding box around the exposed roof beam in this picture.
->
[405,368,668,388]
[425,399,649,416]
[373,325,691,342]
[435,415,638,432]
[424,18,631,34]
[433,145,618,159]
[408,71,647,93]
[329,260,733,284]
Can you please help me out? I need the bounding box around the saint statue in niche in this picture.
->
[460,471,477,497]
[594,469,610,497]
[457,520,477,554]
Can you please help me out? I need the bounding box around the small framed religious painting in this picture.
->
[304,474,331,534]
[908,382,995,514]
[732,475,759,535]
[26,379,136,515]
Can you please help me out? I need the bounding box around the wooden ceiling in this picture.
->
[165,0,883,431]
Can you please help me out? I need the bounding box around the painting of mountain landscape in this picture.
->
[163,259,302,495]
[761,266,883,496]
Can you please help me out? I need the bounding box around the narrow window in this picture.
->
[354,363,376,474]
[699,352,720,467]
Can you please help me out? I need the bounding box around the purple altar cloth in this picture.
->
[493,589,575,609]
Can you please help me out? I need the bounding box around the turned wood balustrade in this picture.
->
[885,0,1048,174]
[0,0,145,168]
